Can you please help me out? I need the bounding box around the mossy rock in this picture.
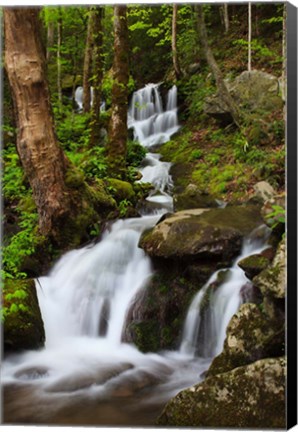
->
[3,279,45,352]
[124,266,213,353]
[106,178,136,203]
[157,357,286,429]
[61,74,82,90]
[238,254,270,280]
[253,239,286,300]
[139,205,262,262]
[173,184,218,211]
[207,303,285,377]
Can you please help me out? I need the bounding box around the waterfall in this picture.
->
[2,84,270,426]
[128,83,180,148]
[180,227,270,358]
[74,86,105,112]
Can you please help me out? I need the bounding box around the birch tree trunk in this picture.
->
[46,21,55,62]
[107,5,129,178]
[281,3,286,102]
[82,7,94,113]
[4,8,71,239]
[172,3,182,80]
[223,4,229,33]
[248,2,252,73]
[196,5,240,127]
[90,6,104,147]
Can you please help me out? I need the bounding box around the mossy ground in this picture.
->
[160,119,285,204]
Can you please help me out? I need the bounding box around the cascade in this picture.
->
[180,227,270,358]
[74,86,106,112]
[2,84,269,426]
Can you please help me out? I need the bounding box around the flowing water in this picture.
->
[2,84,268,427]
[74,86,106,112]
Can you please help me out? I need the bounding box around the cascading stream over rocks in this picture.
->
[2,84,269,426]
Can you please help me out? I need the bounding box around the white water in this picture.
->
[74,86,106,112]
[2,85,269,426]
[180,227,270,358]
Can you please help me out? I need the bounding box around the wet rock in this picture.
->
[139,205,262,262]
[106,178,136,203]
[207,303,285,377]
[45,363,134,393]
[3,279,45,352]
[173,184,217,211]
[157,357,286,429]
[105,368,162,397]
[15,367,50,380]
[238,253,270,280]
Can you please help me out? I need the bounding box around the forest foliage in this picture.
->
[2,3,285,288]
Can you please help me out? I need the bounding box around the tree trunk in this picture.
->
[57,11,63,108]
[4,8,72,239]
[90,6,104,146]
[107,5,129,178]
[82,7,94,113]
[281,3,286,102]
[46,21,55,62]
[248,2,252,73]
[172,4,182,80]
[223,4,229,33]
[196,5,240,127]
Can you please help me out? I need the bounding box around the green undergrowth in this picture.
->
[160,121,285,202]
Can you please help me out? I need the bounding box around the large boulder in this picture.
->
[157,357,286,429]
[124,263,214,352]
[139,205,262,262]
[207,303,285,377]
[3,279,45,352]
[204,70,283,123]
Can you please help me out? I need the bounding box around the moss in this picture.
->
[65,167,85,188]
[3,279,45,352]
[128,321,160,353]
[238,254,270,279]
[106,178,136,203]
[158,357,286,428]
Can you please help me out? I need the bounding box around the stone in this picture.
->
[207,303,285,377]
[253,181,276,203]
[3,279,45,352]
[237,253,270,280]
[139,205,262,262]
[253,239,286,300]
[173,184,218,211]
[157,357,286,429]
[106,178,136,203]
[204,70,283,123]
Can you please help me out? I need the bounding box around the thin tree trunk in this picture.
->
[172,4,182,80]
[281,3,286,102]
[90,6,104,147]
[57,11,63,108]
[83,7,94,113]
[223,4,229,33]
[107,5,129,178]
[248,2,252,73]
[46,21,55,62]
[4,8,71,238]
[196,5,240,127]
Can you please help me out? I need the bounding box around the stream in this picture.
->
[2,84,268,427]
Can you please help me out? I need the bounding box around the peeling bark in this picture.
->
[4,8,72,239]
[107,5,129,178]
